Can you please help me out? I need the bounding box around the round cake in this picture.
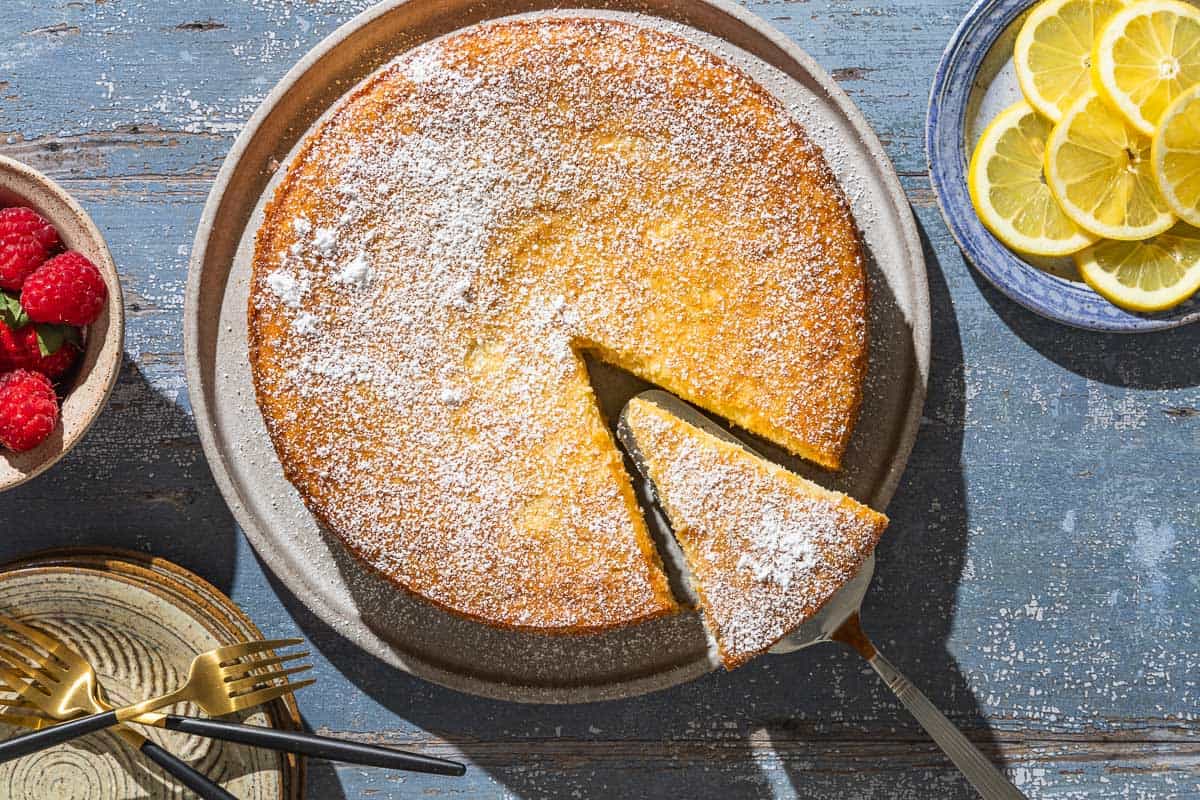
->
[248,16,868,633]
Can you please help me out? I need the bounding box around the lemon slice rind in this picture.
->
[1152,85,1200,228]
[969,101,1098,256]
[1015,0,1128,123]
[1075,224,1200,311]
[1045,91,1177,240]
[1093,0,1200,135]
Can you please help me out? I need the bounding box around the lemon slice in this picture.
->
[1075,223,1200,309]
[1015,0,1128,122]
[1045,90,1177,238]
[1152,85,1200,227]
[969,102,1098,255]
[1093,0,1200,134]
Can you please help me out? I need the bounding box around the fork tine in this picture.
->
[0,616,67,656]
[0,655,48,686]
[0,638,60,690]
[221,651,310,680]
[0,665,42,695]
[0,696,39,711]
[0,636,50,666]
[0,636,60,682]
[226,678,315,712]
[224,665,312,694]
[213,638,304,663]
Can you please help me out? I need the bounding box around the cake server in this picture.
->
[618,390,1026,800]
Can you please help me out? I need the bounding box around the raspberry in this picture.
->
[0,236,49,292]
[21,252,107,326]
[0,320,39,371]
[0,207,60,251]
[0,312,83,377]
[30,341,79,379]
[0,322,82,377]
[0,369,59,452]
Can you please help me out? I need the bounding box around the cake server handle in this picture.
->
[832,614,1026,800]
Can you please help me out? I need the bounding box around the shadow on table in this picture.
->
[0,356,241,594]
[259,214,994,799]
[0,357,321,795]
[970,266,1200,390]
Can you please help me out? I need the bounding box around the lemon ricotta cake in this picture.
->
[621,397,888,668]
[248,17,869,633]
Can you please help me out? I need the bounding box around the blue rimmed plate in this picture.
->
[926,0,1200,332]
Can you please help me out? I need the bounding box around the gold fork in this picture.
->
[0,615,463,776]
[0,615,312,764]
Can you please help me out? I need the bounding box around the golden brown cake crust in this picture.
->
[248,17,868,633]
[623,398,887,668]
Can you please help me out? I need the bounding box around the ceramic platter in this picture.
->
[927,0,1200,332]
[0,548,304,799]
[186,0,930,703]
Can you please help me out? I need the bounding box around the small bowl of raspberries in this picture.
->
[0,155,124,491]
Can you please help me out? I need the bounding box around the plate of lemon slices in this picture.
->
[928,0,1200,330]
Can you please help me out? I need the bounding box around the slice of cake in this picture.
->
[620,396,888,668]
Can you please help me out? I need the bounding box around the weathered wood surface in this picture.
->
[1,0,1198,797]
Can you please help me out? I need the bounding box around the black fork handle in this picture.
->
[138,739,239,800]
[0,710,116,762]
[0,711,238,797]
[161,715,466,775]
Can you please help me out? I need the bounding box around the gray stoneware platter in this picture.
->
[185,0,931,703]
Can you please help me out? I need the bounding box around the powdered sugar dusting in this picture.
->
[735,507,818,590]
[248,17,868,632]
[334,253,373,289]
[312,225,337,253]
[290,311,319,336]
[265,269,305,308]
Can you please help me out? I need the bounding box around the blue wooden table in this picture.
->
[2,1,1198,798]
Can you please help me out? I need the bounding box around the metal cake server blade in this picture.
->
[617,390,1025,800]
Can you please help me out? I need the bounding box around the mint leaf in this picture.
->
[0,292,29,330]
[34,324,81,357]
